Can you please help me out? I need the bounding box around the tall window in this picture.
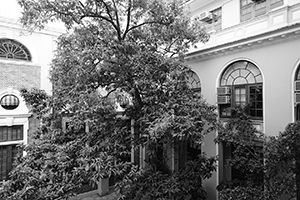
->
[294,67,300,121]
[240,0,284,22]
[0,126,23,180]
[218,60,263,119]
[0,39,31,61]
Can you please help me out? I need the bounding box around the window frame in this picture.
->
[219,83,263,120]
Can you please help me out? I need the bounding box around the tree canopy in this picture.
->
[0,0,218,199]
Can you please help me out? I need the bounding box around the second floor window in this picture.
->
[240,0,284,22]
[201,7,222,32]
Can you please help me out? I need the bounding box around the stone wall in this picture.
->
[0,62,40,91]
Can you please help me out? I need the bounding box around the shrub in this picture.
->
[118,154,216,200]
[218,186,264,200]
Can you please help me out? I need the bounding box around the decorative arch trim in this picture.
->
[0,39,32,61]
[220,60,262,86]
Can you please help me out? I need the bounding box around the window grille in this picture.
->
[0,94,20,110]
[0,39,31,61]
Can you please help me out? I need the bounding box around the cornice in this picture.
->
[0,16,65,37]
[185,23,300,62]
[0,114,32,118]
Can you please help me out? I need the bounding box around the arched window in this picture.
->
[218,60,263,119]
[294,66,300,120]
[186,70,201,92]
[0,39,31,61]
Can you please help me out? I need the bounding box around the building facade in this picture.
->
[0,1,64,181]
[185,0,300,199]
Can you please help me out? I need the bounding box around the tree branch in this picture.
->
[96,0,122,41]
[48,3,81,25]
[111,0,122,41]
[124,20,168,38]
[122,0,132,40]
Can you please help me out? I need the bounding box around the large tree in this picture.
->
[0,0,218,199]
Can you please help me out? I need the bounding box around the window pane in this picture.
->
[241,94,246,102]
[249,85,263,118]
[234,77,247,85]
[241,88,246,94]
[257,102,263,109]
[257,110,263,117]
[234,87,247,106]
[0,126,23,142]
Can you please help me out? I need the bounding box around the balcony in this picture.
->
[186,2,300,60]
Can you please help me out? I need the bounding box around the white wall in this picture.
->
[188,37,300,136]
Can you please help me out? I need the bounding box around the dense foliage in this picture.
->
[119,155,216,200]
[216,106,299,200]
[215,106,265,200]
[0,0,218,199]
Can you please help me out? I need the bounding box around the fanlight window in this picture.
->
[0,39,31,61]
[220,61,263,86]
[294,65,300,120]
[186,70,201,92]
[0,94,20,110]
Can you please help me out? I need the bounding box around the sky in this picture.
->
[0,0,22,19]
[0,0,65,30]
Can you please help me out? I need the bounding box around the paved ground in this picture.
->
[80,191,119,200]
[70,188,119,200]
